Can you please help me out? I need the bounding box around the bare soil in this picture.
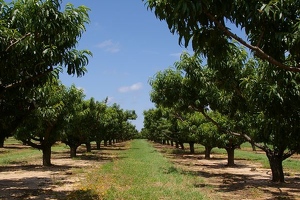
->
[0,142,127,200]
[1,141,300,200]
[153,143,300,200]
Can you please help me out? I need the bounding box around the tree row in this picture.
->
[0,0,138,166]
[142,50,300,183]
[143,0,300,183]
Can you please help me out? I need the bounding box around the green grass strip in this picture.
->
[0,149,40,165]
[194,143,300,172]
[79,139,207,200]
[0,143,68,165]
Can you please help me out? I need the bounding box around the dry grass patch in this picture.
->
[0,141,128,200]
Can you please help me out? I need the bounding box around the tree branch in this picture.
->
[204,11,300,72]
[22,139,41,149]
[189,105,269,152]
[6,33,32,51]
[162,132,177,142]
[1,66,53,95]
[283,149,298,160]
[30,136,42,142]
[173,112,185,122]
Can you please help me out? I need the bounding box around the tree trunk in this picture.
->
[267,153,285,182]
[104,140,108,146]
[225,147,235,166]
[166,140,170,145]
[251,143,256,151]
[189,142,195,154]
[96,141,101,150]
[204,146,213,159]
[171,140,174,146]
[70,146,78,158]
[109,140,112,146]
[175,142,179,149]
[85,142,91,152]
[42,145,52,166]
[180,142,184,150]
[0,135,5,148]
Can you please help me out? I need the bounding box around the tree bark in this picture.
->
[70,146,78,158]
[85,142,91,152]
[171,140,174,146]
[175,142,179,149]
[96,141,101,150]
[251,143,256,151]
[225,147,235,166]
[104,140,108,146]
[42,145,52,166]
[109,140,112,146]
[189,142,195,154]
[266,152,285,182]
[180,142,184,150]
[0,135,5,148]
[204,146,213,159]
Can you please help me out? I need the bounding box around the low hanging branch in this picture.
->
[188,105,269,152]
[204,11,300,73]
[22,139,41,149]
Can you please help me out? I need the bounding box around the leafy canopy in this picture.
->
[0,0,92,95]
[144,0,300,72]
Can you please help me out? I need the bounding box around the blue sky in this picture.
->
[59,1,189,131]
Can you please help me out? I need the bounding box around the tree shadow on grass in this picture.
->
[179,160,300,200]
[0,141,132,200]
[0,163,74,172]
[0,145,128,199]
[52,143,128,161]
[0,145,31,150]
[73,153,113,162]
[154,143,300,199]
[213,174,300,200]
[90,142,129,151]
[66,189,100,200]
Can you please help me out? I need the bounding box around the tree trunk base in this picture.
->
[42,146,52,166]
[267,153,285,182]
[225,148,235,167]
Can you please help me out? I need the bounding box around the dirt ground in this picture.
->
[0,143,126,200]
[1,141,300,200]
[153,143,300,200]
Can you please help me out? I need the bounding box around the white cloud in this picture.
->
[118,82,143,93]
[96,40,120,53]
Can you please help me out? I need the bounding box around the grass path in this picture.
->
[75,139,207,200]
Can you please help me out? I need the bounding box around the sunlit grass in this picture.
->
[168,142,300,173]
[3,137,24,145]
[0,149,40,165]
[0,138,68,165]
[73,139,207,200]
